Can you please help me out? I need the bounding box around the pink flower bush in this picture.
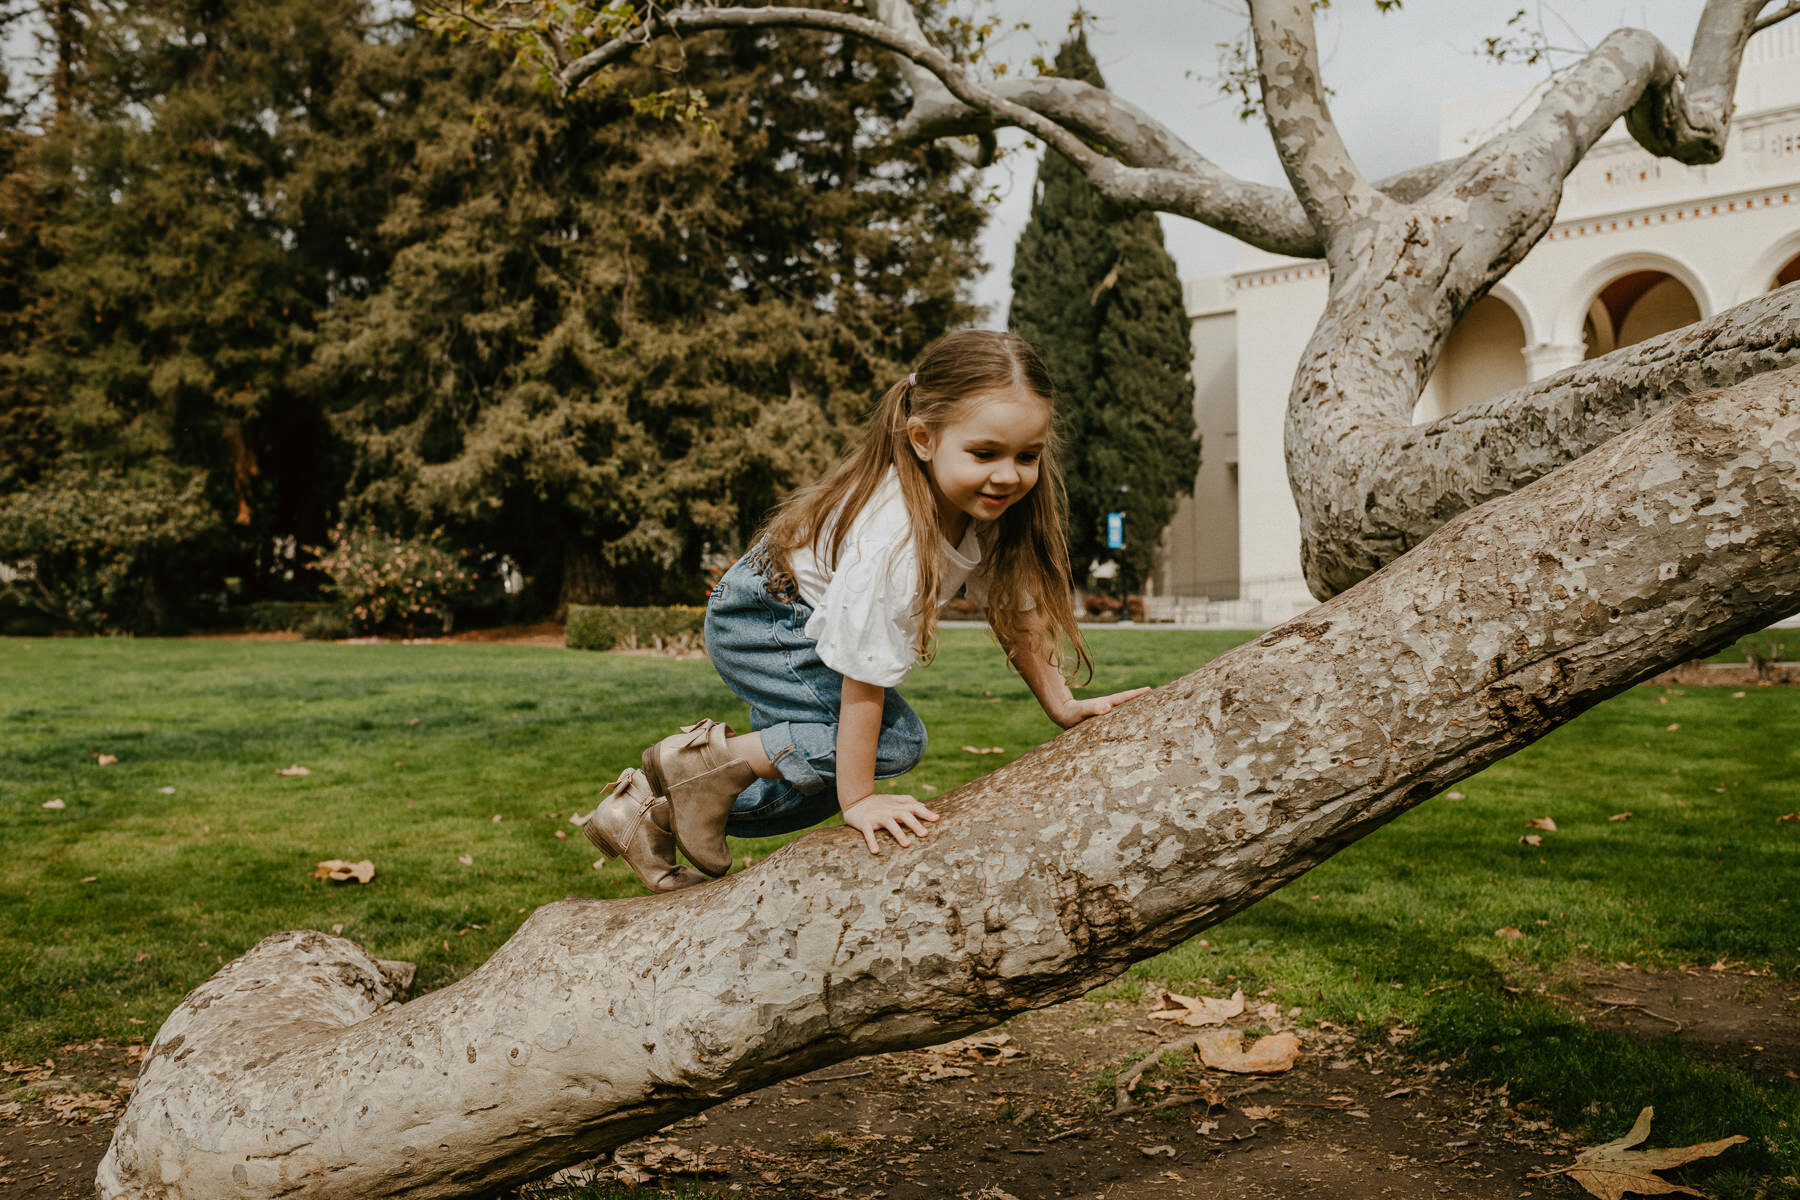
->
[308,524,477,637]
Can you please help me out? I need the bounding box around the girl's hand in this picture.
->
[1051,686,1151,730]
[841,793,940,855]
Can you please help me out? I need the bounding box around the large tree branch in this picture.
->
[1290,286,1800,595]
[1249,0,1384,255]
[101,367,1800,1199]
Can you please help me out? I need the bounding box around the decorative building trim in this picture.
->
[1233,262,1328,290]
[1545,188,1795,243]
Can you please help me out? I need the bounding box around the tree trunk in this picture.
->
[98,366,1800,1200]
[555,537,611,619]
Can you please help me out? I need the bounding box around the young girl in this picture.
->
[584,330,1148,891]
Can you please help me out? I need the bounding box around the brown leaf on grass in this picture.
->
[961,745,1005,755]
[1150,988,1246,1027]
[637,1144,728,1177]
[457,854,474,866]
[1520,834,1543,846]
[41,798,64,810]
[1496,926,1525,939]
[1610,812,1635,822]
[1192,1028,1300,1074]
[276,764,312,777]
[92,750,117,766]
[1777,813,1800,824]
[2,1060,54,1083]
[1530,1106,1744,1200]
[1665,723,1681,732]
[1526,817,1558,831]
[313,859,375,884]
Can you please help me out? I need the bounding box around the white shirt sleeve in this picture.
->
[803,538,922,687]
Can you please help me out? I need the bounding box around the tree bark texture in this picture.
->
[99,366,1800,1199]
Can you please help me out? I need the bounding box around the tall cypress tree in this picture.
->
[309,24,984,612]
[1008,33,1199,595]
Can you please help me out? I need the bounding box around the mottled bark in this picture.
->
[100,366,1800,1199]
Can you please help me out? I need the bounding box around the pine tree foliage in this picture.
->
[1007,33,1199,596]
[7,0,376,619]
[309,23,983,610]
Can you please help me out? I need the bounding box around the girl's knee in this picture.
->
[877,711,928,775]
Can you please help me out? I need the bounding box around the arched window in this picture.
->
[1582,270,1701,358]
[1775,251,1800,289]
[1415,295,1527,423]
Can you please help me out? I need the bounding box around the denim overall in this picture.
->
[704,542,928,838]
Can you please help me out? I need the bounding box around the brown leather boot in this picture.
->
[640,719,757,877]
[584,768,706,893]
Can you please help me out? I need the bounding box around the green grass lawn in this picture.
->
[3,628,1797,1194]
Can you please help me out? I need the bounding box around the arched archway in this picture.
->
[1735,233,1800,301]
[1415,293,1529,423]
[1580,270,1702,359]
[1555,252,1713,354]
[1776,251,1800,289]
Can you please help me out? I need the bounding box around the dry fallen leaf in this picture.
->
[1240,1104,1282,1121]
[937,1032,1024,1062]
[961,745,1005,755]
[313,859,375,884]
[1520,834,1543,846]
[1665,723,1681,732]
[1192,1028,1300,1074]
[96,754,117,766]
[1445,791,1466,800]
[42,798,65,810]
[457,854,474,866]
[1778,813,1800,824]
[1138,1144,1177,1158]
[1610,812,1635,822]
[1150,988,1246,1027]
[276,764,312,777]
[157,786,176,795]
[1526,816,1558,831]
[1530,1106,1744,1200]
[918,1063,975,1081]
[1496,926,1525,940]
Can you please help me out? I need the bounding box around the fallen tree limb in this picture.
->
[99,367,1800,1198]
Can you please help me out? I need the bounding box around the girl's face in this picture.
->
[907,385,1051,540]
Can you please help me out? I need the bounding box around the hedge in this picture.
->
[566,605,707,652]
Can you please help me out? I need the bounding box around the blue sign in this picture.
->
[1106,511,1125,550]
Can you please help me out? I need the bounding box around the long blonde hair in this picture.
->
[761,329,1091,681]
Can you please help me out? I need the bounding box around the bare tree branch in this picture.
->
[1753,0,1800,33]
[1248,0,1384,252]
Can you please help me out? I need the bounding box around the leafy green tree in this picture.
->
[310,24,983,611]
[1008,32,1199,595]
[9,0,377,624]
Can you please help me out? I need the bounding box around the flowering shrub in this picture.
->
[308,525,478,637]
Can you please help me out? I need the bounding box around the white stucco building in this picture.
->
[1156,25,1800,623]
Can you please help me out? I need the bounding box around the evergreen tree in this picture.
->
[1008,33,1199,595]
[309,24,984,612]
[12,0,377,621]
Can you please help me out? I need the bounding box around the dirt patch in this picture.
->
[12,973,1792,1200]
[1643,662,1800,687]
[537,1001,1572,1199]
[1566,965,1800,1089]
[449,621,569,647]
[0,1041,140,1199]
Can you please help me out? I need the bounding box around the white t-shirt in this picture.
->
[788,470,998,687]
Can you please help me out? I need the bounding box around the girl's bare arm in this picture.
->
[837,677,938,854]
[1002,610,1149,730]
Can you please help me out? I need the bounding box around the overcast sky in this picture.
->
[967,0,1713,319]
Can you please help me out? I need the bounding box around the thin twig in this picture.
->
[808,1070,873,1082]
[1112,1037,1200,1113]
